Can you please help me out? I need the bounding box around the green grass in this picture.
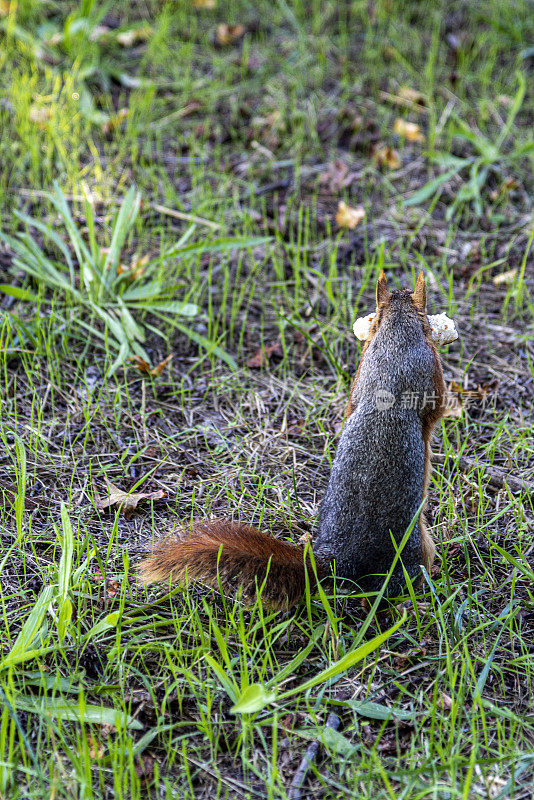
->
[0,0,533,797]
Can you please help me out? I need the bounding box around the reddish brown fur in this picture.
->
[412,277,446,571]
[419,333,446,571]
[139,519,320,609]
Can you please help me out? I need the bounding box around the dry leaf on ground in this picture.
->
[443,379,475,418]
[372,145,400,169]
[117,26,152,47]
[101,108,128,135]
[117,253,149,280]
[135,755,156,783]
[493,268,517,287]
[1,484,43,511]
[193,0,216,7]
[89,572,120,598]
[335,200,366,229]
[319,160,361,191]
[129,354,173,376]
[29,104,52,127]
[247,343,283,368]
[216,23,244,45]
[87,735,106,760]
[399,86,426,106]
[393,118,425,142]
[297,531,312,546]
[89,25,110,42]
[95,481,165,518]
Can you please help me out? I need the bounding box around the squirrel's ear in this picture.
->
[376,271,391,307]
[412,271,427,312]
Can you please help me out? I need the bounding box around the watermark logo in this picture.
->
[374,389,486,412]
[375,389,396,411]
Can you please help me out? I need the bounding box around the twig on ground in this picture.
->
[432,453,534,496]
[13,189,221,230]
[184,755,265,798]
[150,202,221,230]
[288,712,341,800]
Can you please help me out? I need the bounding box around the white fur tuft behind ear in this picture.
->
[428,313,458,346]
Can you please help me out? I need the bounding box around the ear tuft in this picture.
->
[376,271,391,307]
[412,271,427,312]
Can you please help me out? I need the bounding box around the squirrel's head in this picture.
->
[367,271,433,345]
[375,270,426,313]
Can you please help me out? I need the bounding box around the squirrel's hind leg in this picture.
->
[419,516,436,573]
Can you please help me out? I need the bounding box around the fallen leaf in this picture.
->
[129,355,151,372]
[29,104,52,127]
[0,0,10,16]
[394,645,427,668]
[393,118,425,142]
[150,354,173,376]
[1,484,43,511]
[129,354,173,377]
[101,107,128,135]
[46,31,63,45]
[475,382,495,403]
[247,342,283,368]
[372,145,400,169]
[380,88,427,113]
[216,23,244,45]
[318,159,363,192]
[438,693,453,710]
[135,755,156,783]
[89,572,121,599]
[493,268,517,287]
[335,200,366,229]
[497,95,513,107]
[319,160,348,190]
[287,417,306,436]
[95,481,165,518]
[490,178,519,200]
[251,109,283,149]
[117,253,149,280]
[89,25,110,42]
[442,398,463,418]
[88,734,105,760]
[117,26,152,47]
[445,379,494,413]
[131,253,149,279]
[297,530,312,546]
[193,0,216,7]
[399,86,426,106]
[442,381,464,418]
[377,731,402,754]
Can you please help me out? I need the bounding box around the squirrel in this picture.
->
[139,272,446,609]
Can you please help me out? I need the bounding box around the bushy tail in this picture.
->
[138,519,319,609]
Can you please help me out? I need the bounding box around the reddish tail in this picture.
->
[138,519,318,609]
